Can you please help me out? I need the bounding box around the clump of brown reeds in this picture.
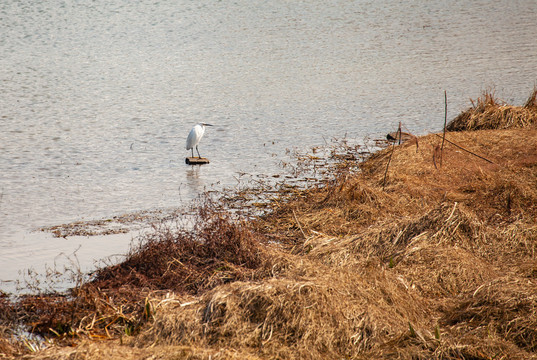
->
[256,174,401,243]
[137,255,429,360]
[0,292,26,357]
[0,327,24,358]
[443,277,537,354]
[6,199,269,341]
[93,199,266,295]
[447,88,537,131]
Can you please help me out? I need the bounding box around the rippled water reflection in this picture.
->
[1,0,536,288]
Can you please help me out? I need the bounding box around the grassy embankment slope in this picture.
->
[2,89,537,359]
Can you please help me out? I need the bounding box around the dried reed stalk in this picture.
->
[383,122,401,188]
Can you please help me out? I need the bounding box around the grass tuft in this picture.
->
[447,89,537,131]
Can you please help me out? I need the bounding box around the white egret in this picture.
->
[186,122,213,158]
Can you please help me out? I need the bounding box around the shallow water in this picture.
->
[1,0,537,291]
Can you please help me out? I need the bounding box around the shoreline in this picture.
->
[2,90,537,359]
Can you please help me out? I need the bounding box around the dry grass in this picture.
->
[5,90,537,359]
[447,88,537,131]
[93,200,266,296]
[136,255,429,359]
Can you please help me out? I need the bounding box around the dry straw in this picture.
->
[447,88,537,131]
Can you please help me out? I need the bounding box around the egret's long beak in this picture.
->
[204,123,213,126]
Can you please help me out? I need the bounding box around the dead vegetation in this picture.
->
[39,208,184,237]
[447,88,537,131]
[93,200,266,295]
[3,90,537,359]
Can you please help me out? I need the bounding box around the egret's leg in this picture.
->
[191,148,194,157]
[196,145,201,158]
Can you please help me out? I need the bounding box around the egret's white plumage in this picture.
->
[186,122,212,158]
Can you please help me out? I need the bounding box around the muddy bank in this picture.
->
[2,90,537,359]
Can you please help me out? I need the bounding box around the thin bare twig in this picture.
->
[440,90,447,166]
[432,145,441,169]
[433,133,495,164]
[383,122,401,188]
[292,209,307,239]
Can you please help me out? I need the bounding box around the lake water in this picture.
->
[1,0,537,292]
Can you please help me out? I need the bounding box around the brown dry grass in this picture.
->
[447,88,537,131]
[5,92,537,359]
[93,200,266,295]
